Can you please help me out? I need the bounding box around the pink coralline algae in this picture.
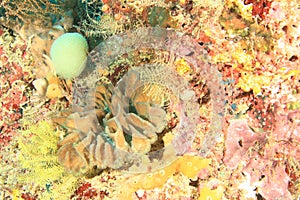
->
[223,119,266,169]
[242,154,292,199]
[0,87,27,146]
[0,27,31,148]
[224,113,300,199]
[267,110,300,161]
[259,165,292,199]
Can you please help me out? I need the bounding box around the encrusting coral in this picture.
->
[223,113,300,199]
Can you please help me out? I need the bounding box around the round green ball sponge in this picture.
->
[50,33,88,79]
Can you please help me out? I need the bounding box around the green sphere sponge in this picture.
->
[50,33,88,79]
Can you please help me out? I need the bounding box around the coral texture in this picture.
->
[3,0,300,199]
[54,27,225,175]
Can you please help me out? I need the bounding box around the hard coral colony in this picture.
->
[0,0,300,200]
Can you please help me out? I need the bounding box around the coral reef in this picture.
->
[83,27,225,156]
[0,0,64,30]
[0,27,33,148]
[54,66,192,173]
[1,0,300,199]
[52,27,225,177]
[222,109,300,199]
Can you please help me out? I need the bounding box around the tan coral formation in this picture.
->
[54,69,168,173]
[110,70,167,154]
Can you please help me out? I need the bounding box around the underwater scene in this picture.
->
[0,0,299,199]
